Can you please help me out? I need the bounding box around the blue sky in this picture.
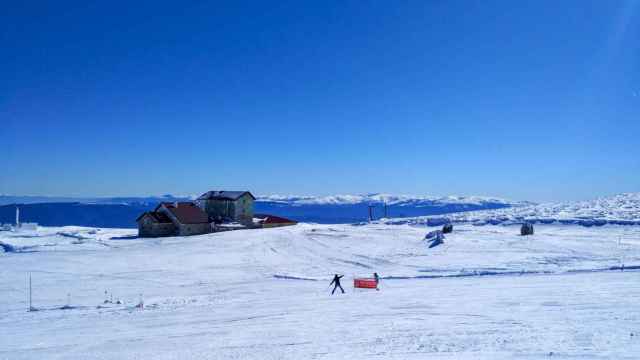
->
[2,1,639,202]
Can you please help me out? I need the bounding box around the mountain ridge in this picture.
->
[0,193,520,227]
[383,192,640,227]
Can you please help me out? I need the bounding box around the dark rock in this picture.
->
[428,237,444,248]
[0,241,15,253]
[521,223,534,236]
[425,230,445,248]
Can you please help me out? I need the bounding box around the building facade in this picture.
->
[196,191,255,224]
[137,202,212,237]
[156,202,212,236]
[136,211,176,237]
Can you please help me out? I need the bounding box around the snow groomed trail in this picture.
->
[1,223,639,359]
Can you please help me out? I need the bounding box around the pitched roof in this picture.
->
[136,211,172,223]
[254,213,297,224]
[150,212,172,223]
[158,202,210,224]
[197,191,255,201]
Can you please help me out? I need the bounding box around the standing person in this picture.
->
[330,274,344,295]
[373,272,380,290]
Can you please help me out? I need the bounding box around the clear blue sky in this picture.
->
[2,1,639,202]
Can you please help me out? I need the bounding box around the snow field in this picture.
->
[1,223,639,358]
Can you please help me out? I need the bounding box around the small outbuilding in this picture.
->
[136,211,175,237]
[156,202,212,236]
[254,214,298,228]
[137,202,212,237]
[521,223,535,236]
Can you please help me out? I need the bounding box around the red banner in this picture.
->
[354,278,377,289]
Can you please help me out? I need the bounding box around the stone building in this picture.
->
[196,191,255,224]
[136,211,175,237]
[157,202,212,236]
[136,202,212,237]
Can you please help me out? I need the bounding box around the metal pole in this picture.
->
[29,273,32,311]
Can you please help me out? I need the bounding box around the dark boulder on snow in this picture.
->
[424,230,445,248]
[521,223,534,236]
[0,241,16,253]
[428,237,444,248]
[442,224,453,234]
[425,230,443,240]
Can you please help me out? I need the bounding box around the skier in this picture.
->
[330,274,344,295]
[373,272,380,290]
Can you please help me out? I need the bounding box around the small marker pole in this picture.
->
[618,236,624,271]
[29,273,32,311]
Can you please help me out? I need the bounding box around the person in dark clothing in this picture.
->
[330,274,344,294]
[373,272,380,290]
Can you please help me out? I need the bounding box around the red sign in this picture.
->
[354,278,378,289]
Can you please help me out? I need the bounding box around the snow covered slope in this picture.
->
[1,223,640,358]
[385,192,640,227]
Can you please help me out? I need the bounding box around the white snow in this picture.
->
[1,222,640,358]
[384,192,640,226]
[257,193,519,206]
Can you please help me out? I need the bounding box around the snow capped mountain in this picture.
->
[6,192,639,227]
[256,193,521,207]
[0,193,520,227]
[385,192,640,226]
[254,193,522,223]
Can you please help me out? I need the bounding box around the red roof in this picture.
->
[254,213,297,224]
[149,212,172,223]
[158,202,210,224]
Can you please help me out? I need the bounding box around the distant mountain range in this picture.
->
[0,193,520,228]
[255,194,523,224]
[383,193,640,227]
[3,192,637,228]
[0,194,191,206]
